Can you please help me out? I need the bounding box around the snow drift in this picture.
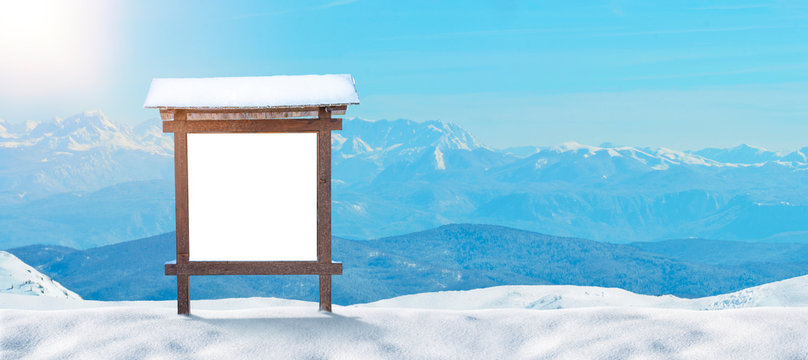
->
[3,275,808,359]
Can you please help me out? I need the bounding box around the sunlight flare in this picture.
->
[0,0,118,97]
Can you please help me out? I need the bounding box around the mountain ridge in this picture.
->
[2,111,808,247]
[8,224,808,304]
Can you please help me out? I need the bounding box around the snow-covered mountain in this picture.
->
[0,111,173,203]
[332,130,808,242]
[332,119,488,185]
[2,112,808,247]
[0,251,80,299]
[694,144,782,164]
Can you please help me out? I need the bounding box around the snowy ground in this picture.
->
[363,274,808,311]
[3,276,808,359]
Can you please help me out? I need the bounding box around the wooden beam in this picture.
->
[317,107,333,264]
[156,105,348,112]
[177,275,189,315]
[159,106,348,121]
[159,109,174,121]
[319,275,332,312]
[165,261,343,276]
[187,109,346,120]
[163,118,342,133]
[171,110,191,315]
[317,106,334,312]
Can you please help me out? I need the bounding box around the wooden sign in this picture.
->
[144,75,359,314]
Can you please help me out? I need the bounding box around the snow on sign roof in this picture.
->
[143,74,359,109]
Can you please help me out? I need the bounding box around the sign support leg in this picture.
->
[171,110,191,315]
[317,107,334,312]
[319,275,332,312]
[178,275,190,315]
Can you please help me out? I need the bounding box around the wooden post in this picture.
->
[173,110,191,315]
[317,107,333,312]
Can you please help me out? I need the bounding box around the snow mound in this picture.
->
[359,285,685,310]
[2,295,808,359]
[699,275,808,310]
[361,275,808,311]
[3,276,808,358]
[0,251,81,300]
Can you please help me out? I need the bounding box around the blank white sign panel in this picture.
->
[187,133,317,261]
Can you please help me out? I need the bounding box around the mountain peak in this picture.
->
[423,120,486,151]
[336,118,485,157]
[1,111,173,155]
[0,121,16,139]
[694,144,780,164]
[554,142,621,157]
[46,110,115,131]
[734,143,770,152]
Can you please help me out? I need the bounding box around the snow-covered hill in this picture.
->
[361,285,690,310]
[361,274,808,311]
[3,275,808,359]
[0,251,80,299]
[699,275,808,310]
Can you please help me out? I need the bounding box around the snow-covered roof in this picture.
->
[143,74,359,109]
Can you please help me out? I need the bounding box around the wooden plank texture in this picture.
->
[159,109,174,121]
[317,107,333,263]
[170,110,191,315]
[319,275,332,312]
[159,106,347,120]
[163,118,341,133]
[317,107,334,312]
[165,261,343,276]
[177,274,189,315]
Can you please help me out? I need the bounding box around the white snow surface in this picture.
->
[143,74,359,109]
[0,251,80,300]
[363,275,808,311]
[4,276,808,359]
[433,146,446,170]
[2,296,808,359]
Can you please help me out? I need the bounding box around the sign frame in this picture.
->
[161,106,343,314]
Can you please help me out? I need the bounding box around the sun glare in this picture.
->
[0,0,117,97]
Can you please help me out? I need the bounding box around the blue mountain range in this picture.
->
[9,224,808,304]
[1,111,808,248]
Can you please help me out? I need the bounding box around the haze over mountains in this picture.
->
[2,111,808,248]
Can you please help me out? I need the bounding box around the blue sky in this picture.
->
[0,0,806,150]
